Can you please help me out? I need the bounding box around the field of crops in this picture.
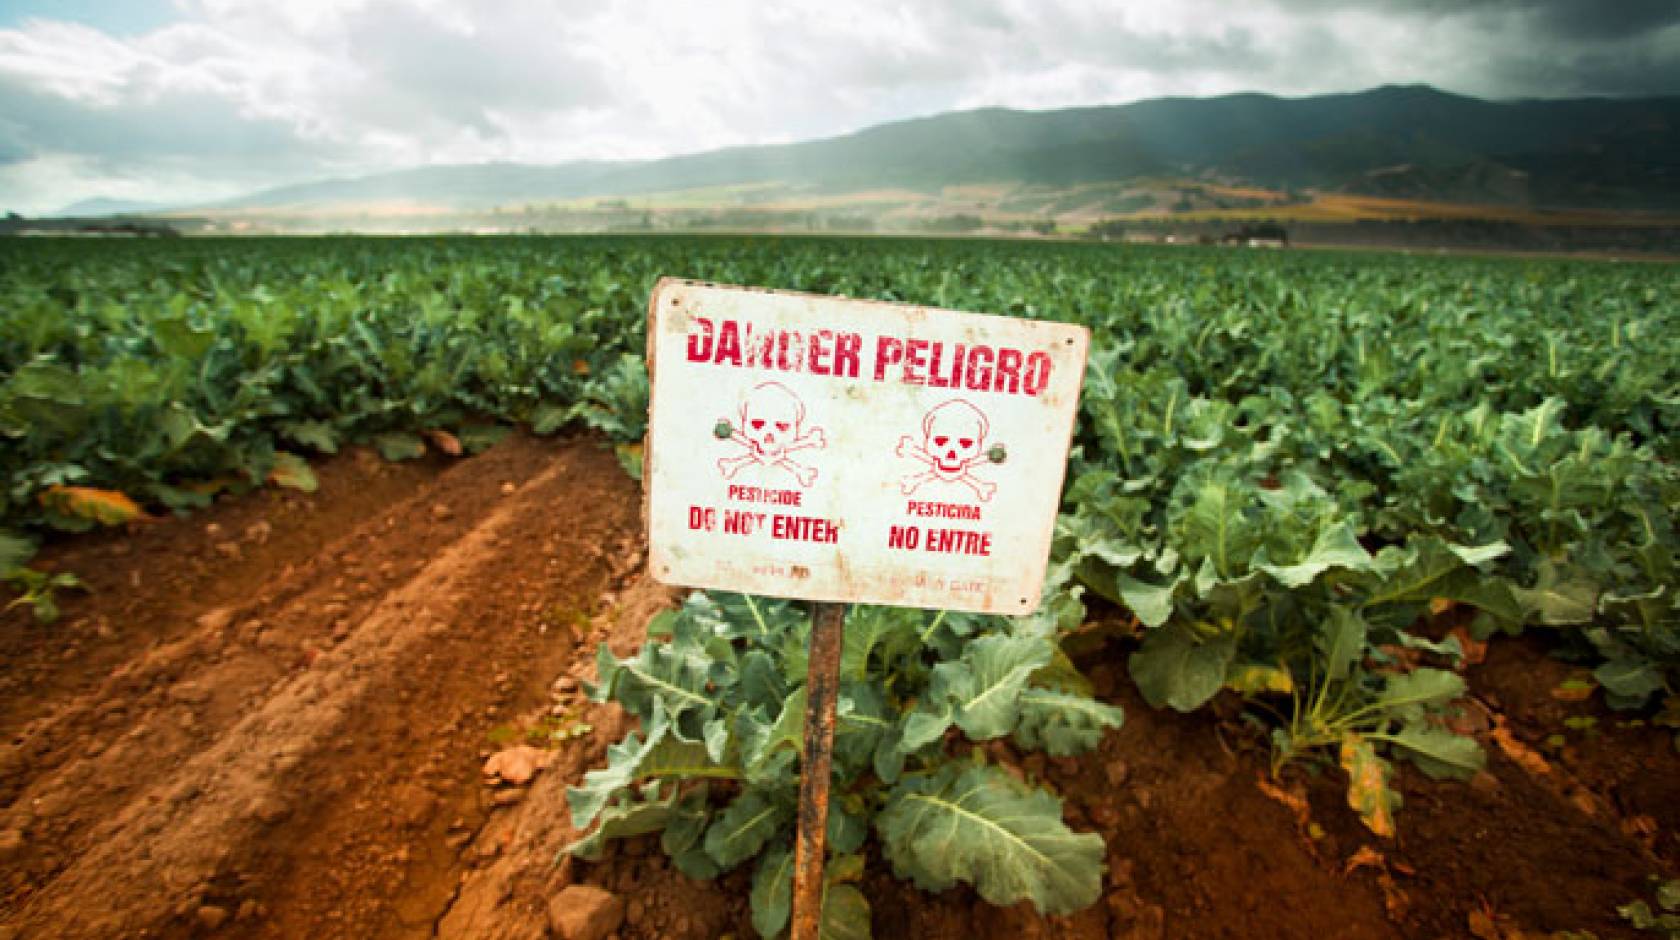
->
[1,234,1677,939]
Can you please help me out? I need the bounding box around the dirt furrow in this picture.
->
[0,436,641,939]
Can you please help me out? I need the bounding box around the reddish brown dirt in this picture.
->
[0,434,644,938]
[3,437,1676,939]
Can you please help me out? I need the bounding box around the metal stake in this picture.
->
[790,601,845,940]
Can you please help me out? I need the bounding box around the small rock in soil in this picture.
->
[547,886,624,940]
[432,503,453,521]
[1089,802,1122,828]
[170,681,211,705]
[196,905,230,931]
[492,789,525,807]
[236,899,262,920]
[197,608,235,632]
[0,829,25,861]
[481,745,553,786]
[501,482,517,496]
[554,676,578,693]
[244,521,272,545]
[1104,759,1130,787]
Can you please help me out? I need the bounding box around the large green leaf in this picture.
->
[1256,518,1375,588]
[591,612,733,736]
[749,844,795,939]
[1512,561,1598,625]
[1358,537,1523,627]
[1594,655,1666,705]
[840,606,921,681]
[1012,688,1125,757]
[1375,669,1466,721]
[566,706,735,831]
[750,847,872,940]
[1387,726,1484,780]
[1128,621,1237,712]
[877,763,1104,916]
[565,782,676,860]
[1172,466,1263,579]
[704,788,792,871]
[1318,606,1367,684]
[915,634,1054,742]
[0,531,34,575]
[1117,573,1176,628]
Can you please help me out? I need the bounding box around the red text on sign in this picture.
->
[687,318,863,378]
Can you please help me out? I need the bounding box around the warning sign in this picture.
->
[644,278,1088,615]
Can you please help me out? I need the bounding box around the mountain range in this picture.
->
[62,85,1680,218]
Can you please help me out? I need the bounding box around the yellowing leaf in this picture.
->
[1551,677,1596,703]
[1254,774,1310,828]
[1343,845,1386,876]
[39,486,145,526]
[572,359,591,376]
[1340,733,1398,838]
[1490,724,1551,778]
[268,452,319,493]
[425,429,464,456]
[1225,664,1295,695]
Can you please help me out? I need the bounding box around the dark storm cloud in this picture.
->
[1274,0,1680,95]
[1280,0,1680,40]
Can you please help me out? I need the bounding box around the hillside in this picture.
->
[196,85,1678,215]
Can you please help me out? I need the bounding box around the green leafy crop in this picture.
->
[565,592,1122,937]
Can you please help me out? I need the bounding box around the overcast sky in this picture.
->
[1,0,1675,214]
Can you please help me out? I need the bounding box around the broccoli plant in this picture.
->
[564,592,1123,938]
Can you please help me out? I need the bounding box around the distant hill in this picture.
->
[208,85,1679,214]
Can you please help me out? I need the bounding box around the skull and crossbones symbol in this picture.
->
[717,381,826,487]
[897,399,998,502]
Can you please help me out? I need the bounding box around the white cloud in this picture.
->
[0,0,1673,213]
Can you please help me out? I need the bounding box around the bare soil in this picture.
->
[2,434,1675,939]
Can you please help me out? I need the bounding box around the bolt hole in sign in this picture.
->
[645,279,1088,615]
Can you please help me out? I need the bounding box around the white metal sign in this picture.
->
[644,279,1088,615]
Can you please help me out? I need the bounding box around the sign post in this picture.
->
[789,600,844,940]
[643,279,1088,937]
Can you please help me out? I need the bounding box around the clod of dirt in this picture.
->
[1104,758,1130,787]
[481,745,553,786]
[195,905,229,931]
[431,503,453,521]
[547,886,624,940]
[169,681,210,705]
[244,521,272,546]
[196,608,235,633]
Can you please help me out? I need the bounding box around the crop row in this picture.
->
[2,235,1675,935]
